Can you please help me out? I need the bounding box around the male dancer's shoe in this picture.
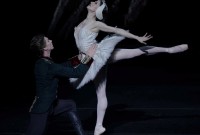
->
[68,111,86,135]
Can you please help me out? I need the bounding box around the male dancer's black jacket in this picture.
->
[29,57,92,113]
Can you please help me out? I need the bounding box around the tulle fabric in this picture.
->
[70,26,125,89]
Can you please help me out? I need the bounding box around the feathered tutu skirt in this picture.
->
[70,34,125,89]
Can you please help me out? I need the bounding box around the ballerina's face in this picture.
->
[87,0,101,12]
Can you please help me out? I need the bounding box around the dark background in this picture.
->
[2,0,199,105]
[1,0,200,134]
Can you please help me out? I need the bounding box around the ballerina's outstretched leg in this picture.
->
[110,44,188,62]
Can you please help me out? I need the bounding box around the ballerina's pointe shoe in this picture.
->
[94,125,106,135]
[168,44,188,53]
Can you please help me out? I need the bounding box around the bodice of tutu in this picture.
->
[74,26,98,53]
[71,24,125,89]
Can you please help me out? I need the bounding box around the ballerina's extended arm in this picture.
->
[94,21,153,44]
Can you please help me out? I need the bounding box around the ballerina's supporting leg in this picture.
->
[92,44,188,135]
[109,44,188,63]
[94,67,107,135]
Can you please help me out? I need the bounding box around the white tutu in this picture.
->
[70,26,125,89]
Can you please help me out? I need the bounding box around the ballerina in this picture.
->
[68,0,188,135]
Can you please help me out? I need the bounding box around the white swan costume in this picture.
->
[70,2,125,89]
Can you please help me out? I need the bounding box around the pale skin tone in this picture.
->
[80,0,152,45]
[78,1,152,135]
[75,1,188,135]
[76,1,152,135]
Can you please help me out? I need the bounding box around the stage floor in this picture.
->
[1,84,200,135]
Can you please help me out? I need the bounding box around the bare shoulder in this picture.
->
[95,21,106,26]
[89,21,102,33]
[94,21,116,33]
